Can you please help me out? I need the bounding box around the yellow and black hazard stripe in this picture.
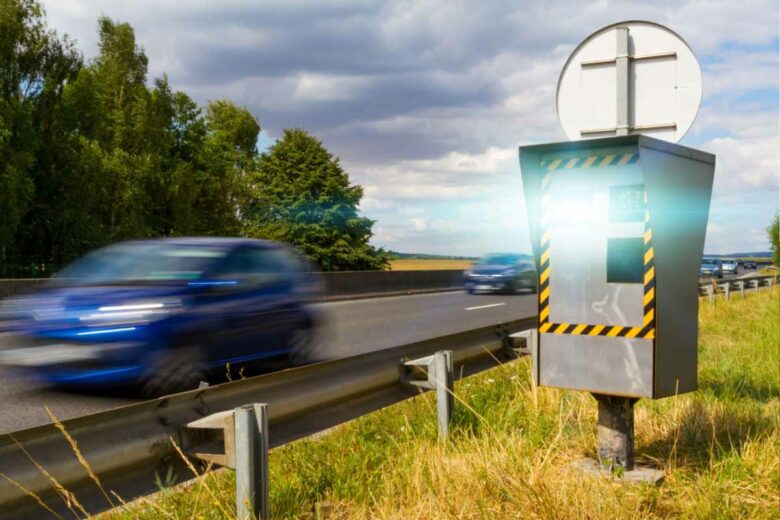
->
[537,151,655,340]
[539,152,639,171]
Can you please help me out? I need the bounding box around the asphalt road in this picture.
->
[700,266,754,282]
[0,265,763,433]
[0,290,536,433]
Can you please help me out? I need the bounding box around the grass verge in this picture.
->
[107,289,779,519]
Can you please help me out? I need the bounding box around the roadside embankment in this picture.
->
[108,288,779,518]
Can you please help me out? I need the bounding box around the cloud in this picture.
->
[410,218,428,231]
[40,0,780,254]
[706,136,779,190]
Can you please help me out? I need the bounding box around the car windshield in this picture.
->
[477,254,524,266]
[57,243,228,284]
[701,259,718,267]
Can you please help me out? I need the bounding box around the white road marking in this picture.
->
[318,290,462,307]
[465,303,507,311]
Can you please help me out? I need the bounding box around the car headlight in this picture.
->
[80,299,182,325]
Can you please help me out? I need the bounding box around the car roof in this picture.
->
[117,237,283,249]
[482,252,531,258]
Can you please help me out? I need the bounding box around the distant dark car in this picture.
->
[464,253,536,294]
[0,238,320,396]
[721,259,738,275]
[699,258,723,279]
[744,261,757,269]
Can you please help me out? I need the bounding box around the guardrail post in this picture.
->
[235,404,270,520]
[750,279,760,292]
[403,350,454,438]
[509,329,538,384]
[185,404,269,520]
[719,283,730,300]
[736,280,745,298]
[704,285,714,305]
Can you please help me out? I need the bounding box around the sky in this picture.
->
[40,0,779,256]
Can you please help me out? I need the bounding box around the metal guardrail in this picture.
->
[0,270,467,301]
[698,274,777,303]
[0,316,535,519]
[0,273,776,518]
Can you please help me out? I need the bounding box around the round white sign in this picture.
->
[556,20,702,143]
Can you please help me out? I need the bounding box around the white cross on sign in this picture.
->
[581,27,677,136]
[556,21,703,144]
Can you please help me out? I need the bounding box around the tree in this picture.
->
[246,129,389,271]
[19,15,153,264]
[191,100,260,235]
[0,0,81,267]
[768,213,779,266]
[0,4,388,273]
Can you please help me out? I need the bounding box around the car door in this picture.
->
[210,246,298,367]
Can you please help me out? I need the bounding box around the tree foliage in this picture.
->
[0,0,80,265]
[0,1,385,273]
[768,213,779,266]
[246,129,389,271]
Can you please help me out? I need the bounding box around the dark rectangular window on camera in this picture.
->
[607,237,644,284]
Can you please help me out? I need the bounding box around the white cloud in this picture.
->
[293,73,369,103]
[410,218,428,231]
[706,136,780,190]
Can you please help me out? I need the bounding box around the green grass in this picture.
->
[108,289,780,519]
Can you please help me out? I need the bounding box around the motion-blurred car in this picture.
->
[699,258,723,279]
[721,259,738,275]
[744,261,757,269]
[0,238,321,396]
[464,253,536,294]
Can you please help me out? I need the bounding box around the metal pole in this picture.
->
[234,404,269,520]
[615,27,630,136]
[434,350,454,438]
[593,394,638,471]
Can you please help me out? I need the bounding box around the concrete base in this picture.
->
[570,458,664,485]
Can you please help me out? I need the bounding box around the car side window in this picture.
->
[218,247,294,286]
[517,261,534,271]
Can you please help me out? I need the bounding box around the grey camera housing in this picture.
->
[519,135,714,398]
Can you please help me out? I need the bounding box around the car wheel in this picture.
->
[288,327,316,366]
[138,344,207,398]
[466,288,475,294]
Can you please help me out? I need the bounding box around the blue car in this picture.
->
[464,253,536,294]
[0,238,320,396]
[699,257,723,279]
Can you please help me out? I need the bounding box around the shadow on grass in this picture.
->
[639,400,774,473]
[698,376,780,403]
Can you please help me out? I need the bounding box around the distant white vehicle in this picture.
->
[721,259,738,275]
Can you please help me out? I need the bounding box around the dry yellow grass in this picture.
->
[389,259,473,270]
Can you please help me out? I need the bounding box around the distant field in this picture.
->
[389,259,473,270]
